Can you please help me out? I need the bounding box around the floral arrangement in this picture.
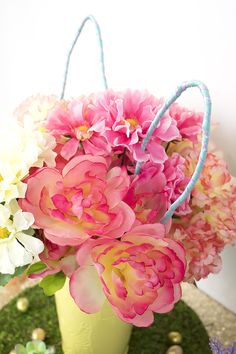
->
[0,90,235,327]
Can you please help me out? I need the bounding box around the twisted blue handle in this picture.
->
[60,15,108,99]
[135,80,211,224]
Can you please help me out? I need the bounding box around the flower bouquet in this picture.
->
[1,16,235,354]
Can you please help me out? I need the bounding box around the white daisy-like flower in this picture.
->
[0,119,56,203]
[0,201,44,275]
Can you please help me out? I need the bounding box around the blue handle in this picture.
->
[60,15,108,99]
[135,80,211,224]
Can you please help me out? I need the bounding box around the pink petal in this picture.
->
[105,167,130,209]
[103,202,135,238]
[147,142,168,163]
[123,223,166,240]
[150,280,174,312]
[61,138,79,161]
[131,144,149,162]
[115,307,154,327]
[69,266,105,313]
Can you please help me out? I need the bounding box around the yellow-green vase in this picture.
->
[55,279,132,354]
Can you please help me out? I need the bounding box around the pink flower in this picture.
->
[91,90,180,164]
[20,155,135,246]
[70,224,186,327]
[171,214,224,282]
[169,151,236,282]
[163,153,191,215]
[46,97,110,161]
[169,103,203,143]
[191,153,231,208]
[124,153,190,224]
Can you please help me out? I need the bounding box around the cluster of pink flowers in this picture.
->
[13,90,236,326]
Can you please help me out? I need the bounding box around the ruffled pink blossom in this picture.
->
[124,153,190,223]
[171,213,224,282]
[20,155,135,246]
[46,97,110,161]
[90,90,180,164]
[191,152,231,208]
[169,103,203,143]
[169,148,236,281]
[70,224,186,327]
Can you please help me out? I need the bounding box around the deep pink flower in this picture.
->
[20,155,135,246]
[91,90,180,164]
[70,224,186,327]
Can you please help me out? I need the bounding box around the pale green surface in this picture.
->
[55,278,132,354]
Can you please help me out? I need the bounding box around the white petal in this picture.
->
[0,204,10,226]
[8,199,20,214]
[13,210,34,231]
[7,238,32,268]
[17,232,44,255]
[0,243,15,274]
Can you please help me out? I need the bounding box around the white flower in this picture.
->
[0,119,56,203]
[15,94,58,129]
[0,202,44,275]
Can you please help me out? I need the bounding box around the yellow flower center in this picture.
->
[0,227,10,239]
[75,125,92,141]
[126,117,138,128]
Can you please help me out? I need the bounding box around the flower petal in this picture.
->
[70,266,105,313]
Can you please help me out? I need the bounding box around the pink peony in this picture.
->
[90,90,180,164]
[46,97,110,161]
[20,155,135,246]
[169,103,203,143]
[70,224,186,327]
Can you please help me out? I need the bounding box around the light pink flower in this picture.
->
[20,155,135,246]
[191,152,231,208]
[91,90,180,164]
[169,150,236,282]
[169,103,203,143]
[46,97,110,161]
[70,224,186,327]
[171,214,224,282]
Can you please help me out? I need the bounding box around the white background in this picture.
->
[0,0,236,311]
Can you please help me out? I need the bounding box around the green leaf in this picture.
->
[39,271,66,296]
[26,261,47,276]
[0,266,27,286]
[14,265,28,277]
[0,274,12,287]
